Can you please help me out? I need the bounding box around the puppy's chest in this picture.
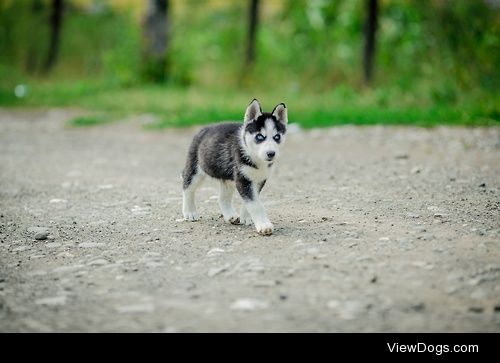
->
[240,164,273,183]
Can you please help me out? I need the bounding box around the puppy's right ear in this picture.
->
[244,99,262,124]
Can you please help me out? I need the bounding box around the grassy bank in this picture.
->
[0,80,497,128]
[0,1,498,128]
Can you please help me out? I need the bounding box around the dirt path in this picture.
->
[0,109,499,332]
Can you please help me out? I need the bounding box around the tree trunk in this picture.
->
[245,0,260,66]
[26,0,43,73]
[363,0,378,84]
[142,0,169,82]
[43,0,63,73]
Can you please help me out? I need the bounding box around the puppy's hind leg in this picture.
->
[182,166,205,221]
[219,181,239,224]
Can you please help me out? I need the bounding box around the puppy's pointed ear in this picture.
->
[272,103,287,124]
[244,99,262,124]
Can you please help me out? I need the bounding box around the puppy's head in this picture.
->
[242,99,287,164]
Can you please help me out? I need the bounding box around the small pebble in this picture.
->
[35,232,49,240]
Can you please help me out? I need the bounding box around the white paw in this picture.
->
[183,211,199,221]
[255,221,274,236]
[225,215,240,225]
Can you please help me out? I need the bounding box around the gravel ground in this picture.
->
[0,108,499,332]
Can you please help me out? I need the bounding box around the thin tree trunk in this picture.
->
[26,0,43,73]
[43,0,63,73]
[363,0,378,84]
[143,0,169,82]
[245,0,260,66]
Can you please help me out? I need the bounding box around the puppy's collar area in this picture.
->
[240,152,258,169]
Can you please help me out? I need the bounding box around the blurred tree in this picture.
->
[363,0,378,84]
[26,0,43,73]
[246,0,260,66]
[44,0,64,73]
[142,0,169,83]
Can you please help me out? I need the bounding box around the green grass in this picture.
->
[0,79,498,128]
[18,78,495,131]
[69,114,110,127]
[0,2,497,128]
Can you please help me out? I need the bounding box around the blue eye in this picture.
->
[255,134,265,142]
[273,134,281,142]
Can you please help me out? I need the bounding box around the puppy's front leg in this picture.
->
[239,205,253,226]
[244,200,273,235]
[236,174,273,235]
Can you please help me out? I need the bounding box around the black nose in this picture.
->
[267,151,275,159]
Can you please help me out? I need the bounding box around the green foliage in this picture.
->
[0,0,498,128]
[140,56,168,84]
[0,0,141,84]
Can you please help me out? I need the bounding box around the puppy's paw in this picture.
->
[183,211,199,221]
[228,216,240,225]
[255,221,274,236]
[222,213,240,224]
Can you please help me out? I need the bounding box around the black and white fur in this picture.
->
[181,99,287,235]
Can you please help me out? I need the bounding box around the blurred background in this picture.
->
[0,0,498,127]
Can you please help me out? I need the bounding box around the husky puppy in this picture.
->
[181,99,287,235]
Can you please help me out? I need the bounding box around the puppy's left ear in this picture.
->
[272,103,288,124]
